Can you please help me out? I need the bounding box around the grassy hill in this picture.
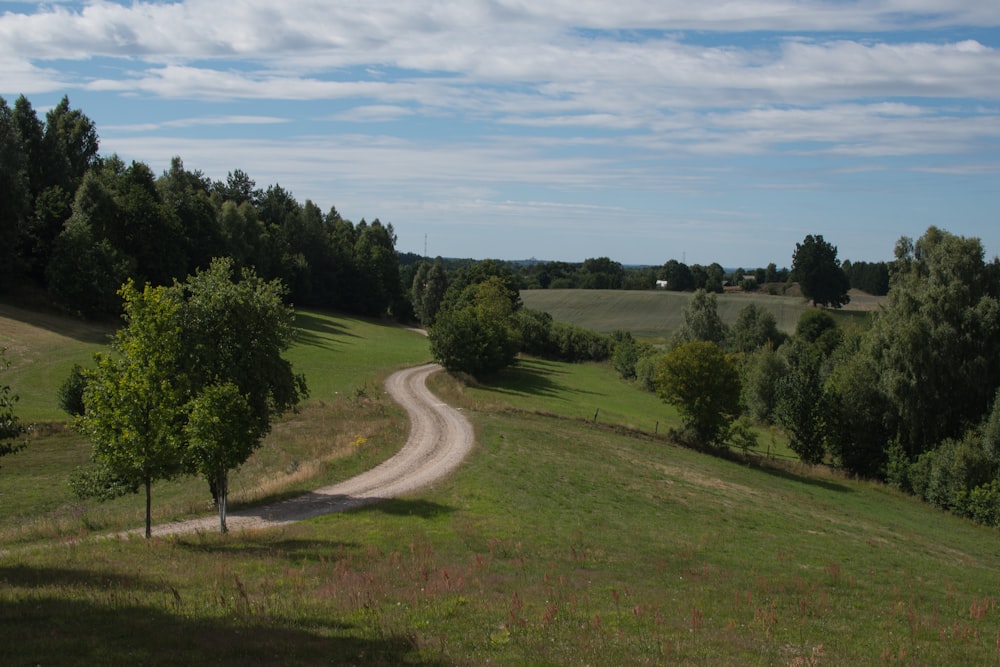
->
[2,303,998,666]
[521,288,879,342]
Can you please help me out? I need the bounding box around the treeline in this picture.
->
[611,228,1000,525]
[419,255,889,297]
[1,95,401,318]
[420,227,1000,526]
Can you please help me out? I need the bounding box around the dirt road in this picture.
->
[143,363,473,537]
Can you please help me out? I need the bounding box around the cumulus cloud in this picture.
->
[1,0,997,263]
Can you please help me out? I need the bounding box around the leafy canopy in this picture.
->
[792,234,850,308]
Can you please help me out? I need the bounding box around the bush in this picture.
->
[58,364,88,416]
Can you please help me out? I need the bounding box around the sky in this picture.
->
[1,1,998,268]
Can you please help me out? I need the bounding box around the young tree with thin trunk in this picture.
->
[76,281,187,538]
[184,382,258,533]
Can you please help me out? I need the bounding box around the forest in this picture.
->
[1,95,403,320]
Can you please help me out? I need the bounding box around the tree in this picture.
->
[791,234,851,308]
[579,257,624,289]
[672,289,727,346]
[822,335,893,477]
[656,341,740,446]
[0,348,29,464]
[867,227,1000,458]
[659,260,694,291]
[177,258,306,439]
[184,382,258,533]
[76,281,187,538]
[46,217,130,318]
[412,259,449,326]
[58,363,88,417]
[775,338,828,464]
[726,303,784,353]
[76,259,305,536]
[430,276,520,377]
[0,98,29,288]
[42,95,99,195]
[739,345,787,424]
[175,259,306,524]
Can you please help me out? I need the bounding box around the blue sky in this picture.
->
[2,1,998,268]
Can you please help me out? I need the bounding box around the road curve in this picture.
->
[144,363,473,537]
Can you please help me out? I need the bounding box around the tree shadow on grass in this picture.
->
[0,595,442,666]
[0,300,114,345]
[750,459,853,494]
[292,311,360,349]
[482,358,597,402]
[356,497,456,520]
[170,536,364,563]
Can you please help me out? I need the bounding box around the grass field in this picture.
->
[521,288,878,342]
[3,302,999,665]
[0,306,431,545]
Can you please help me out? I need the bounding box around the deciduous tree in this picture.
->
[184,382,258,533]
[656,341,740,446]
[792,234,850,308]
[76,281,187,537]
[672,289,727,347]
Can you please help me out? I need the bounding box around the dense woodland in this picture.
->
[1,95,402,319]
[2,94,999,526]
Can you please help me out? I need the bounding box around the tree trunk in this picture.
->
[218,472,228,534]
[144,477,152,538]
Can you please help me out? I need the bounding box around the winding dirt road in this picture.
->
[143,363,473,537]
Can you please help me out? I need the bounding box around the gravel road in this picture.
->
[142,363,473,537]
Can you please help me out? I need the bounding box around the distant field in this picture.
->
[521,288,880,341]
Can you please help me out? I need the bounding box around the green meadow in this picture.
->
[2,302,999,665]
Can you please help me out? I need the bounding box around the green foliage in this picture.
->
[728,415,759,456]
[775,338,827,464]
[411,259,449,326]
[842,259,890,295]
[870,226,1000,457]
[726,303,785,353]
[791,234,851,308]
[58,363,88,417]
[514,308,554,357]
[177,257,306,435]
[545,321,613,362]
[68,461,139,501]
[184,382,258,533]
[74,259,306,536]
[611,331,642,379]
[46,217,130,318]
[738,345,786,424]
[656,341,740,446]
[634,352,665,392]
[430,276,520,377]
[76,281,188,536]
[578,256,624,289]
[822,336,892,477]
[0,348,29,463]
[671,288,728,347]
